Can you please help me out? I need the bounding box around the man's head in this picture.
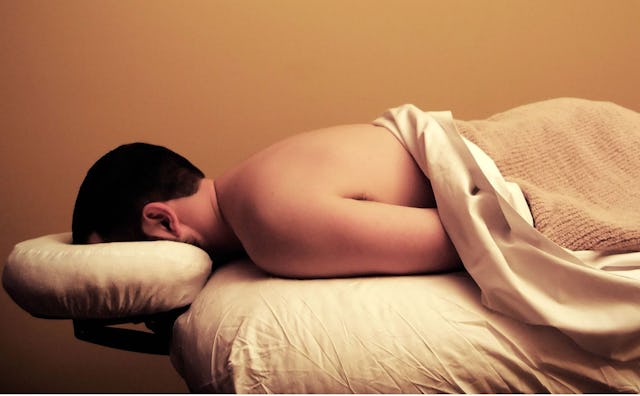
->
[72,143,205,244]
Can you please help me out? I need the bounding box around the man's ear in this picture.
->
[141,202,181,240]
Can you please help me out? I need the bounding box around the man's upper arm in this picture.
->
[250,196,461,278]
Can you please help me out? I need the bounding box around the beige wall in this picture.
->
[1,0,638,392]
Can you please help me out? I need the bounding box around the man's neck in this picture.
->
[208,178,243,261]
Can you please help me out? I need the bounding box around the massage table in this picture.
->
[4,98,640,392]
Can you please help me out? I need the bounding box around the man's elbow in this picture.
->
[247,243,337,279]
[241,236,302,278]
[250,253,310,279]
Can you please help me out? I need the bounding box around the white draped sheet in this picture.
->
[374,105,640,362]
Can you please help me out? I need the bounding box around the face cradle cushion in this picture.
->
[3,233,212,319]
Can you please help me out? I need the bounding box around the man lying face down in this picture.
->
[72,123,461,279]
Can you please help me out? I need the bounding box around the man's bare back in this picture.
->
[214,124,461,278]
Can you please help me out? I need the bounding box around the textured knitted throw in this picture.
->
[453,98,640,251]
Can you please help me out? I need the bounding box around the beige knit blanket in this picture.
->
[453,98,640,251]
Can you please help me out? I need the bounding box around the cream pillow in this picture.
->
[3,233,212,319]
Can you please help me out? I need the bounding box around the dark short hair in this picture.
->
[72,143,205,244]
